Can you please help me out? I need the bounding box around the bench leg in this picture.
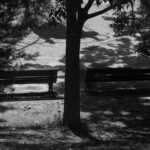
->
[48,83,58,97]
[48,83,53,93]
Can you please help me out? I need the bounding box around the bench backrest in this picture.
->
[0,69,58,84]
[85,68,150,82]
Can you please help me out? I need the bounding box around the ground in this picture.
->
[1,2,150,150]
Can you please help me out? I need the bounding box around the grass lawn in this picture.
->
[1,92,150,149]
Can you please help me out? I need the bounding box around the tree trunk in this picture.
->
[63,0,83,130]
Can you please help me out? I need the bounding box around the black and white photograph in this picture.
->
[0,0,150,149]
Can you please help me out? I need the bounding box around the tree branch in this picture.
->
[87,4,116,19]
[86,0,131,20]
[83,0,95,12]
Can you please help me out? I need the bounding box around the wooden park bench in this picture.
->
[0,69,58,97]
[85,68,150,92]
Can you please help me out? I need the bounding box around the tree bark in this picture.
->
[63,0,84,130]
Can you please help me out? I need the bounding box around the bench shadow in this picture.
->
[0,105,15,129]
[0,104,15,112]
[0,105,10,113]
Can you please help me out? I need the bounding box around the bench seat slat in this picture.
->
[0,70,57,77]
[87,68,150,73]
[0,77,57,84]
[86,76,150,82]
[85,74,150,82]
[0,76,57,81]
[0,80,53,84]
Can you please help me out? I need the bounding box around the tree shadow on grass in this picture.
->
[81,91,150,144]
[0,125,146,150]
[78,35,150,144]
[0,140,143,150]
[80,37,141,68]
[32,22,101,44]
[0,29,41,71]
[57,35,142,70]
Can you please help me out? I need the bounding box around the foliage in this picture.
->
[0,0,48,70]
[137,33,150,57]
[111,0,150,57]
[47,0,66,26]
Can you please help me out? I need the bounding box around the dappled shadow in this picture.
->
[33,22,66,44]
[0,130,83,150]
[82,27,107,41]
[55,35,148,92]
[81,38,133,68]
[80,37,150,68]
[0,125,147,149]
[56,35,145,73]
[32,22,101,44]
[81,91,150,143]
[1,25,31,45]
[0,34,40,71]
[0,142,62,150]
[102,16,114,21]
[16,38,40,51]
[78,35,150,144]
[0,128,61,149]
[55,35,149,96]
[0,92,62,102]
